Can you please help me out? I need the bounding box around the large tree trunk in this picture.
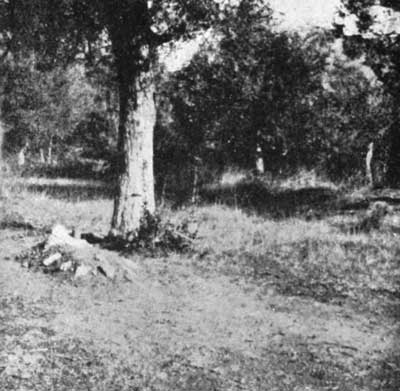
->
[110,69,156,237]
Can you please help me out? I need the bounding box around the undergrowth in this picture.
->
[106,210,198,256]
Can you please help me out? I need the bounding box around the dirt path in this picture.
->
[0,231,398,390]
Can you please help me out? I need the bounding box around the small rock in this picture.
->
[119,257,139,282]
[95,253,117,279]
[72,227,82,239]
[74,264,92,279]
[97,262,116,280]
[45,224,92,250]
[22,260,30,268]
[123,269,136,282]
[43,252,62,267]
[49,224,70,238]
[60,261,73,272]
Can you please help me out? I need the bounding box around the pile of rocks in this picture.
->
[19,224,139,282]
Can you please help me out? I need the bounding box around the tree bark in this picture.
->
[110,68,156,237]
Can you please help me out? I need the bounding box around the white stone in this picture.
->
[42,252,62,267]
[60,261,73,272]
[21,260,30,268]
[74,265,92,279]
[45,224,92,250]
[123,269,136,282]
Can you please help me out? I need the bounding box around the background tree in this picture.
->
[307,55,390,180]
[2,59,98,163]
[156,8,326,181]
[156,20,389,195]
[335,0,400,185]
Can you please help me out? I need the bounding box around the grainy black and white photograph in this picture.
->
[1,0,400,389]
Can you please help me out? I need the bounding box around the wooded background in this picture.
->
[0,0,399,202]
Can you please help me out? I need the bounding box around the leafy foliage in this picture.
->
[131,210,197,253]
[2,60,98,158]
[156,10,388,194]
[336,0,400,184]
[155,10,326,195]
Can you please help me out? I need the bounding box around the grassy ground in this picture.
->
[1,174,400,390]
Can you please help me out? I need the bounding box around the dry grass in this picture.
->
[1,174,400,390]
[0,172,112,234]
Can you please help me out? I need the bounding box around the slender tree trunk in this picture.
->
[17,147,25,167]
[191,155,202,204]
[192,165,199,204]
[110,68,156,237]
[39,148,45,164]
[366,142,374,188]
[47,138,53,165]
[255,144,265,175]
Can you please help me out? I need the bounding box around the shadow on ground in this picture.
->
[200,181,342,218]
[374,278,400,391]
[25,183,115,201]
